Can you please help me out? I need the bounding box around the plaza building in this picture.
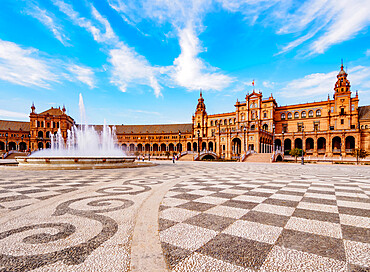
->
[1,64,369,160]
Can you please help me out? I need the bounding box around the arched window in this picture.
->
[37,121,40,127]
[251,124,255,130]
[316,109,321,117]
[229,119,232,124]
[294,112,299,119]
[301,111,306,118]
[308,110,314,117]
[47,122,50,128]
[224,119,227,125]
[210,120,213,126]
[287,112,292,119]
[241,114,244,121]
[281,113,286,120]
[215,120,218,126]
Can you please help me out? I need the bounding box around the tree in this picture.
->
[289,148,302,163]
[351,148,368,165]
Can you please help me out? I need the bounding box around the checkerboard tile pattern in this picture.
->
[159,174,370,271]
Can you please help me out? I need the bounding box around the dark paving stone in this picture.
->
[306,189,336,195]
[276,229,346,261]
[293,208,340,223]
[338,206,370,218]
[341,225,370,243]
[0,190,10,194]
[244,191,273,197]
[277,190,305,196]
[196,233,272,270]
[170,188,193,193]
[36,195,60,201]
[347,263,370,272]
[185,213,235,232]
[199,187,223,192]
[3,185,27,189]
[221,200,258,210]
[0,195,29,202]
[159,205,171,211]
[241,210,289,227]
[284,185,309,189]
[171,193,203,201]
[162,242,192,269]
[209,192,239,199]
[263,198,299,208]
[176,201,216,212]
[18,189,48,194]
[158,218,177,231]
[230,186,252,191]
[55,188,78,194]
[301,197,337,206]
[336,196,370,203]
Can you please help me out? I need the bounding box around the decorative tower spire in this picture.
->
[62,105,66,114]
[31,102,35,113]
[334,61,350,96]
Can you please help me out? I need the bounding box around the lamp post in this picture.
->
[272,124,276,153]
[178,131,181,156]
[301,125,305,165]
[21,135,24,151]
[28,134,31,152]
[5,133,8,152]
[197,130,200,157]
[282,130,285,154]
[243,127,246,153]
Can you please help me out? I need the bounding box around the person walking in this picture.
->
[172,155,175,163]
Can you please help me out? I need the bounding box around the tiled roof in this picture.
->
[92,123,193,134]
[359,106,370,120]
[39,108,64,116]
[0,120,30,131]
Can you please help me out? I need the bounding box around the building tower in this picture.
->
[193,91,208,151]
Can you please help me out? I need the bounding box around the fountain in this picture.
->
[16,94,141,169]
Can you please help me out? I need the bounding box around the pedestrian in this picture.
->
[172,155,175,163]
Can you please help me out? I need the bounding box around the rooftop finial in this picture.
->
[341,59,344,70]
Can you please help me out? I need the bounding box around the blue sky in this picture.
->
[0,0,369,125]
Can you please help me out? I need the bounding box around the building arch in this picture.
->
[160,143,166,152]
[38,131,43,138]
[294,112,299,119]
[201,154,216,160]
[153,143,159,152]
[251,124,255,130]
[169,143,174,152]
[128,144,135,151]
[316,109,321,117]
[294,138,302,149]
[301,111,306,118]
[46,142,51,149]
[122,144,127,151]
[19,142,27,151]
[0,141,4,150]
[345,136,355,151]
[137,143,143,151]
[46,131,51,138]
[275,139,281,150]
[309,110,314,117]
[187,142,192,151]
[38,142,44,150]
[201,142,207,151]
[262,124,268,130]
[193,142,197,152]
[306,138,314,150]
[317,137,326,151]
[176,143,182,152]
[332,136,341,152]
[232,138,242,154]
[145,144,150,152]
[287,112,292,119]
[9,142,16,150]
[284,139,292,151]
[208,141,214,151]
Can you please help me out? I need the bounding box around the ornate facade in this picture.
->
[1,64,369,160]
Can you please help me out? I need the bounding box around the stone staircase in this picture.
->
[5,152,27,159]
[243,153,272,163]
[178,154,194,161]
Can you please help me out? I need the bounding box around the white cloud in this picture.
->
[0,39,57,88]
[25,5,69,45]
[54,0,162,96]
[366,49,370,56]
[275,0,370,54]
[67,64,95,88]
[262,81,274,88]
[109,45,162,97]
[279,65,370,99]
[0,109,28,119]
[172,25,232,91]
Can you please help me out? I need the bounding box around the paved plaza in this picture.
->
[0,162,369,271]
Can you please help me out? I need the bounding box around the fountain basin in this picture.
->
[15,156,151,170]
